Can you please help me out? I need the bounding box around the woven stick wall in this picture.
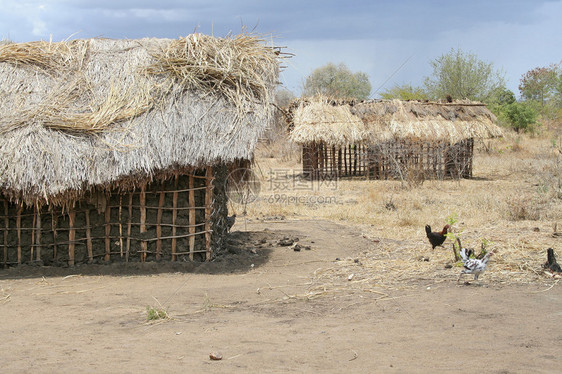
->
[1,167,218,267]
[302,139,474,181]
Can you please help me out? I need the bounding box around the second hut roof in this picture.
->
[289,97,502,146]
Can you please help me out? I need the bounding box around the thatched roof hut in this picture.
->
[288,97,502,180]
[289,98,502,146]
[0,34,279,206]
[0,34,280,266]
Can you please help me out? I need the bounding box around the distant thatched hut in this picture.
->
[0,34,280,267]
[289,97,502,180]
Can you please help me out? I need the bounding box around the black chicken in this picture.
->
[544,248,562,273]
[425,224,450,249]
[226,214,236,232]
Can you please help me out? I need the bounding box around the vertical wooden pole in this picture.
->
[126,192,133,262]
[342,145,347,176]
[353,145,358,176]
[318,143,324,177]
[16,205,22,265]
[205,167,213,261]
[324,144,328,176]
[68,209,76,267]
[171,174,179,261]
[331,146,336,178]
[139,185,147,262]
[156,188,165,260]
[302,145,308,177]
[85,209,93,263]
[3,200,8,268]
[35,209,41,262]
[310,143,318,180]
[119,195,123,258]
[189,175,195,261]
[30,209,36,262]
[51,212,58,262]
[104,195,111,262]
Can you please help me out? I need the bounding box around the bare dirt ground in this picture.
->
[1,218,560,373]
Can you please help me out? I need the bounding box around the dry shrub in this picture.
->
[505,196,542,221]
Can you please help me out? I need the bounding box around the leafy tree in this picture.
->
[487,87,538,133]
[518,64,559,106]
[423,48,505,102]
[488,87,516,105]
[501,102,538,133]
[303,63,371,100]
[380,84,429,100]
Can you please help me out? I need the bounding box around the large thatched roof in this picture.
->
[289,97,502,146]
[0,34,280,205]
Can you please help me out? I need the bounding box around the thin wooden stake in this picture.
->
[16,205,22,265]
[85,209,93,263]
[68,209,76,267]
[126,192,133,262]
[104,195,111,262]
[3,200,8,268]
[172,174,179,261]
[140,185,147,262]
[52,212,58,262]
[189,174,195,261]
[35,209,41,262]
[205,167,213,261]
[156,188,165,260]
[30,209,36,262]
[119,195,123,258]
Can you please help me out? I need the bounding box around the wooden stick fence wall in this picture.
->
[302,139,474,180]
[303,143,371,180]
[1,167,215,267]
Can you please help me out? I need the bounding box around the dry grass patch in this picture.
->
[240,133,562,291]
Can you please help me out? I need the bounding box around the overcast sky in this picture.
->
[1,0,560,98]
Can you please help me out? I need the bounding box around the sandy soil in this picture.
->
[0,219,560,373]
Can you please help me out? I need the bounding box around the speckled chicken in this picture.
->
[457,247,494,283]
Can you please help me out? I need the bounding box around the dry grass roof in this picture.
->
[0,34,281,206]
[289,98,369,146]
[289,97,502,146]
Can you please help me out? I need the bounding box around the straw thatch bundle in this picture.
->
[289,98,369,146]
[0,34,280,206]
[353,99,502,143]
[289,97,502,146]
